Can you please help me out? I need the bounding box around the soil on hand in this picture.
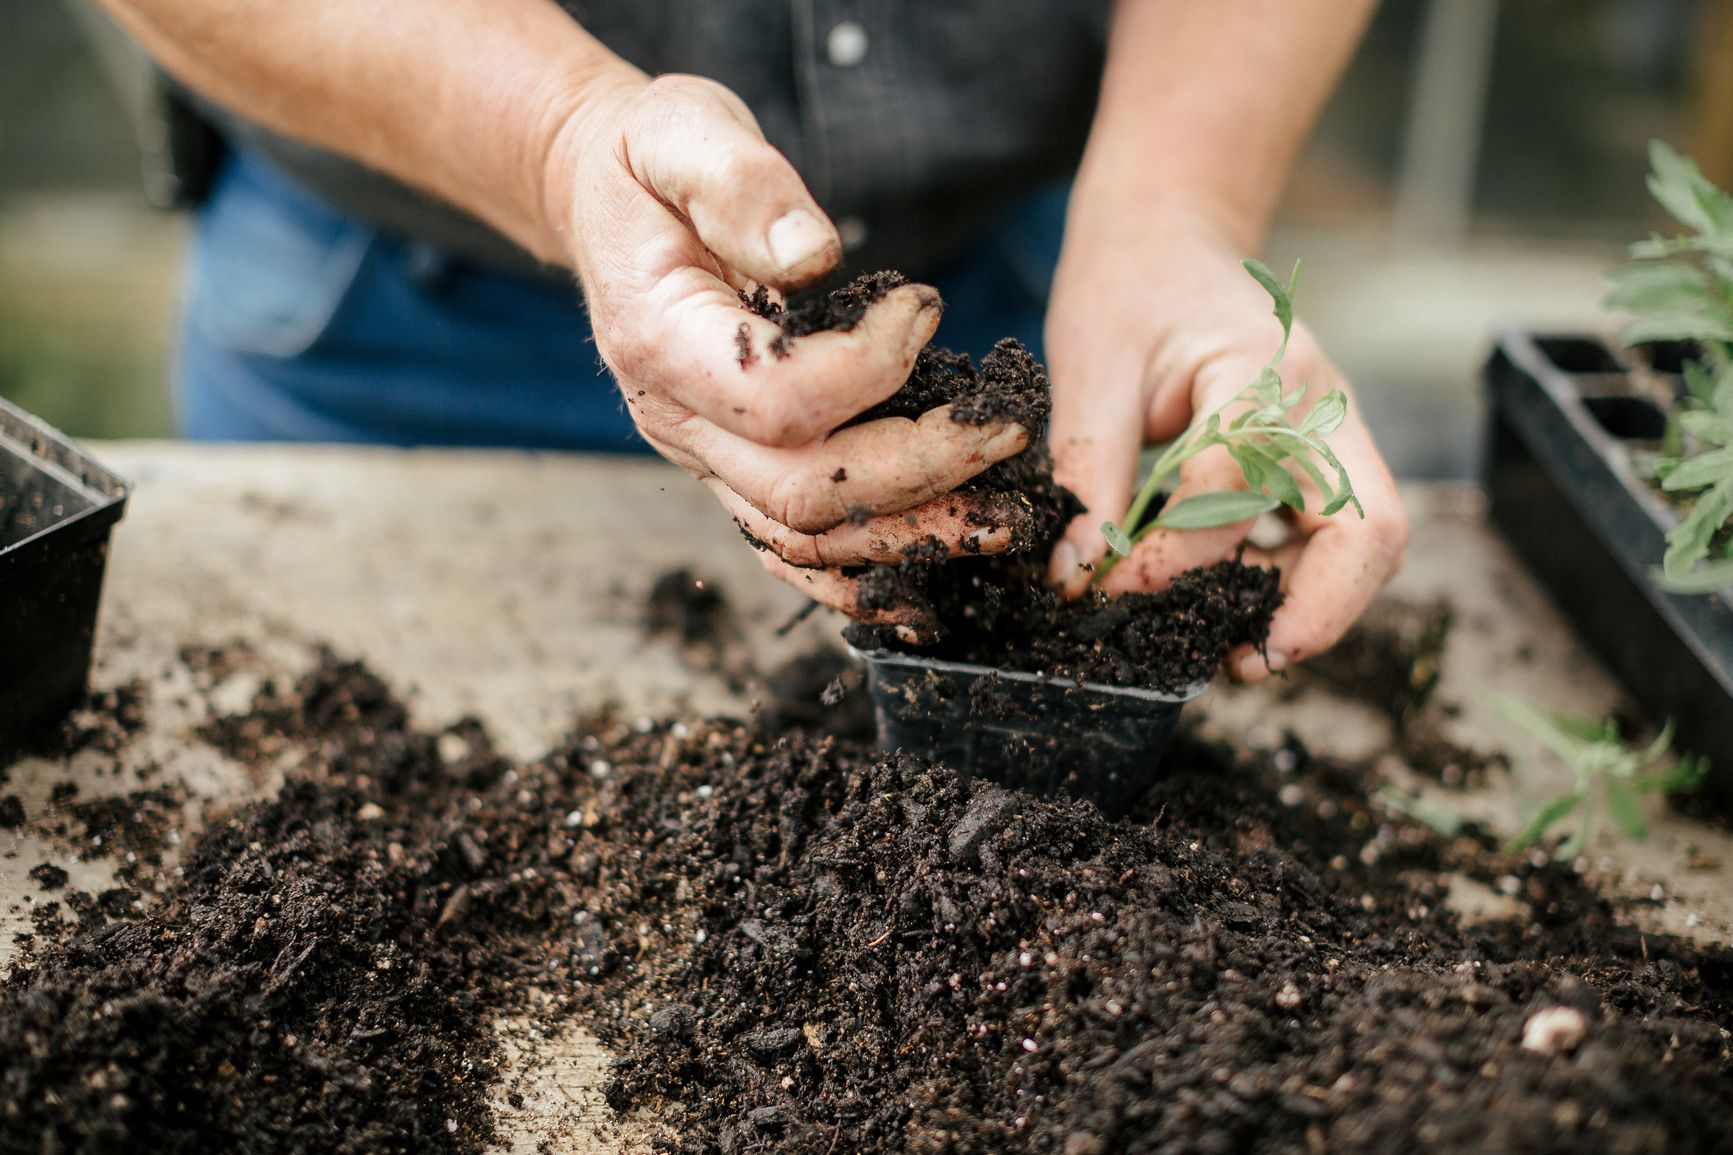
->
[6,657,1732,1155]
[742,272,1281,692]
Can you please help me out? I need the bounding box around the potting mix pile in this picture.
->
[4,276,1732,1154]
[4,650,1732,1155]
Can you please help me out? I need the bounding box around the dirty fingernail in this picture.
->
[1049,540,1079,588]
[1236,649,1287,681]
[768,209,834,277]
[963,526,1014,554]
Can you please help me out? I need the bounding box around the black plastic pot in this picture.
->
[853,647,1207,816]
[1484,331,1733,806]
[0,397,129,760]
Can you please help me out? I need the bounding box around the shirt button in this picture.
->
[826,21,869,67]
[837,216,870,251]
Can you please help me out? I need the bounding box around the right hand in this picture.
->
[542,75,1033,623]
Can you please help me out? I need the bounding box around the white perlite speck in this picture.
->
[1521,1005,1588,1055]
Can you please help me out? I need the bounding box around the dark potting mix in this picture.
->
[2,277,1731,1154]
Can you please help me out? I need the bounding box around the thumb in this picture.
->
[624,75,841,288]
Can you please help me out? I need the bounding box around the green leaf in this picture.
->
[1604,779,1648,840]
[1630,232,1733,261]
[1662,476,1733,576]
[1152,491,1281,530]
[1675,409,1733,446]
[1647,139,1733,235]
[1659,445,1733,490]
[1311,442,1366,518]
[1101,521,1134,558]
[1291,453,1338,508]
[1713,360,1733,415]
[1252,366,1283,406]
[1376,788,1464,838]
[1231,442,1305,511]
[1489,693,1597,763]
[1653,554,1733,593]
[1634,754,1709,794]
[1243,258,1297,363]
[1555,814,1593,862]
[1622,310,1733,347]
[1548,712,1614,743]
[1684,360,1719,404]
[1507,792,1583,853]
[1299,389,1349,438]
[1635,717,1677,765]
[1603,260,1717,315]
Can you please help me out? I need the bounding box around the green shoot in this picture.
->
[1376,787,1465,839]
[1604,141,1733,593]
[1488,692,1707,860]
[1094,260,1363,583]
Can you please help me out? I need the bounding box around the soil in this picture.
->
[4,656,1732,1155]
[751,273,1280,692]
[741,271,912,361]
[1284,596,1509,790]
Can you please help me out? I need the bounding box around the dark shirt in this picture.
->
[196,1,1112,279]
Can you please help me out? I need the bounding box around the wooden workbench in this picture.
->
[3,443,1730,1152]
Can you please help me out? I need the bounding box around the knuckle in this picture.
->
[741,400,823,450]
[754,522,816,568]
[766,469,847,534]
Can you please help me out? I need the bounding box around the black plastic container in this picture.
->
[0,397,129,759]
[1484,331,1733,806]
[854,647,1207,816]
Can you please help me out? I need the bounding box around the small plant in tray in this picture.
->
[1604,141,1733,593]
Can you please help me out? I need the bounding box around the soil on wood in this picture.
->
[5,656,1732,1155]
[1286,596,1510,790]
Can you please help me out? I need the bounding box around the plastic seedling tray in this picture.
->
[853,647,1207,817]
[0,396,129,760]
[1484,330,1733,807]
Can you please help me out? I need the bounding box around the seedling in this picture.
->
[1489,693,1707,860]
[1095,260,1362,582]
[1604,141,1733,593]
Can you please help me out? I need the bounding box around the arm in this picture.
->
[100,0,639,266]
[99,0,1033,623]
[1046,0,1408,680]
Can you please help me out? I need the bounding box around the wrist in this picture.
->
[1068,156,1267,259]
[527,64,648,268]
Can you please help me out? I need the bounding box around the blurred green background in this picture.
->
[2,0,1727,473]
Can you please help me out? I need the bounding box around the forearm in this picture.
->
[1078,0,1378,250]
[97,0,645,265]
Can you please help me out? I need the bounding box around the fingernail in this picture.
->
[768,209,834,276]
[1049,540,1079,588]
[985,424,1029,459]
[1236,649,1287,681]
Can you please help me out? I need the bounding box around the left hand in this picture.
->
[1043,201,1409,682]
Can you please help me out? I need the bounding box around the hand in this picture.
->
[1044,203,1408,681]
[541,75,1031,623]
